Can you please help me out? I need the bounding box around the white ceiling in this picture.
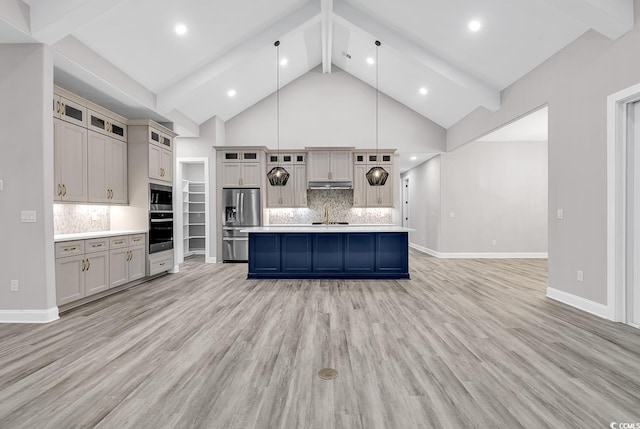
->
[2,0,634,138]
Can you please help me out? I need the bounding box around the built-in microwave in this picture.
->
[149,183,173,212]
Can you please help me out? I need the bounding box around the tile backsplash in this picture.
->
[267,190,393,225]
[54,204,110,235]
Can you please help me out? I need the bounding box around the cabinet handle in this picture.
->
[159,262,166,266]
[62,184,67,196]
[86,259,90,271]
[56,101,60,114]
[64,246,77,252]
[110,189,114,199]
[81,259,86,272]
[57,184,62,196]
[61,103,65,116]
[91,244,102,248]
[114,240,123,245]
[133,238,141,242]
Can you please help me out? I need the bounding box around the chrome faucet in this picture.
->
[323,206,329,225]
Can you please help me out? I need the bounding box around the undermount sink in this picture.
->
[311,222,349,225]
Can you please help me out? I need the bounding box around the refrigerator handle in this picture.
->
[236,192,240,225]
[240,192,245,225]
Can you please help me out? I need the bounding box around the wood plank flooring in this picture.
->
[1,250,639,428]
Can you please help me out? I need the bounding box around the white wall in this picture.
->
[402,156,441,250]
[175,116,223,262]
[0,44,57,321]
[447,2,640,304]
[225,66,446,153]
[439,141,548,253]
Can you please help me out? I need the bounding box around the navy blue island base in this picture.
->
[247,231,409,279]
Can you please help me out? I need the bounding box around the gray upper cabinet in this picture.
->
[53,95,87,128]
[88,110,127,142]
[307,150,352,182]
[54,119,88,202]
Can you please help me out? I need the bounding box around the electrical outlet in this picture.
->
[449,212,456,218]
[0,179,3,191]
[557,209,564,220]
[10,280,18,292]
[491,240,497,246]
[577,270,584,282]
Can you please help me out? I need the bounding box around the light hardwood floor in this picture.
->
[1,250,639,428]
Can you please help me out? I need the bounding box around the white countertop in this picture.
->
[242,226,412,233]
[54,230,147,242]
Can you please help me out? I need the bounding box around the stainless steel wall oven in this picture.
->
[149,183,174,254]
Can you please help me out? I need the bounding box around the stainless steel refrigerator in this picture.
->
[222,188,261,262]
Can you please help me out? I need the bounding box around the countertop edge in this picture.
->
[241,226,413,233]
[54,230,148,242]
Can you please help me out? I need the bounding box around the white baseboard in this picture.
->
[206,256,217,264]
[0,307,59,324]
[409,243,441,257]
[546,287,610,320]
[409,243,547,259]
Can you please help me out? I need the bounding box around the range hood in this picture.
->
[308,181,353,190]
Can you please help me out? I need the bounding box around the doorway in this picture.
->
[402,177,409,228]
[176,158,210,265]
[628,101,640,327]
[607,82,640,326]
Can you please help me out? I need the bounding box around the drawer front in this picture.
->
[110,236,129,249]
[129,234,146,248]
[55,241,85,258]
[149,256,173,276]
[85,238,109,254]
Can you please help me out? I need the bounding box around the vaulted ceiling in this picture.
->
[0,0,634,137]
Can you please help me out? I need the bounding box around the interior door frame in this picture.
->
[176,157,211,265]
[607,82,640,324]
[402,177,409,229]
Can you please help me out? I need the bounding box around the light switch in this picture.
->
[0,180,3,191]
[21,211,37,223]
[449,212,456,218]
[557,209,564,220]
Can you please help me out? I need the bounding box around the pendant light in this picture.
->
[366,40,389,186]
[267,40,290,186]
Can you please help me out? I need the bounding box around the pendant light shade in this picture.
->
[267,166,290,186]
[268,40,289,187]
[366,165,389,186]
[367,40,389,187]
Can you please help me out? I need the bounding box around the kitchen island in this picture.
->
[242,225,411,279]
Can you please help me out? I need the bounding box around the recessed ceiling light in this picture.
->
[227,89,237,98]
[175,24,187,35]
[280,58,288,66]
[366,57,375,65]
[419,87,428,95]
[410,156,417,161]
[468,20,481,32]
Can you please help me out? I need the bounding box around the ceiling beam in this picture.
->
[541,0,633,40]
[164,110,200,138]
[53,36,156,109]
[332,0,500,112]
[29,0,129,45]
[157,1,321,115]
[321,0,333,73]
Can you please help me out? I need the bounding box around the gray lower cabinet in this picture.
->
[56,233,146,306]
[109,234,146,288]
[55,243,109,306]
